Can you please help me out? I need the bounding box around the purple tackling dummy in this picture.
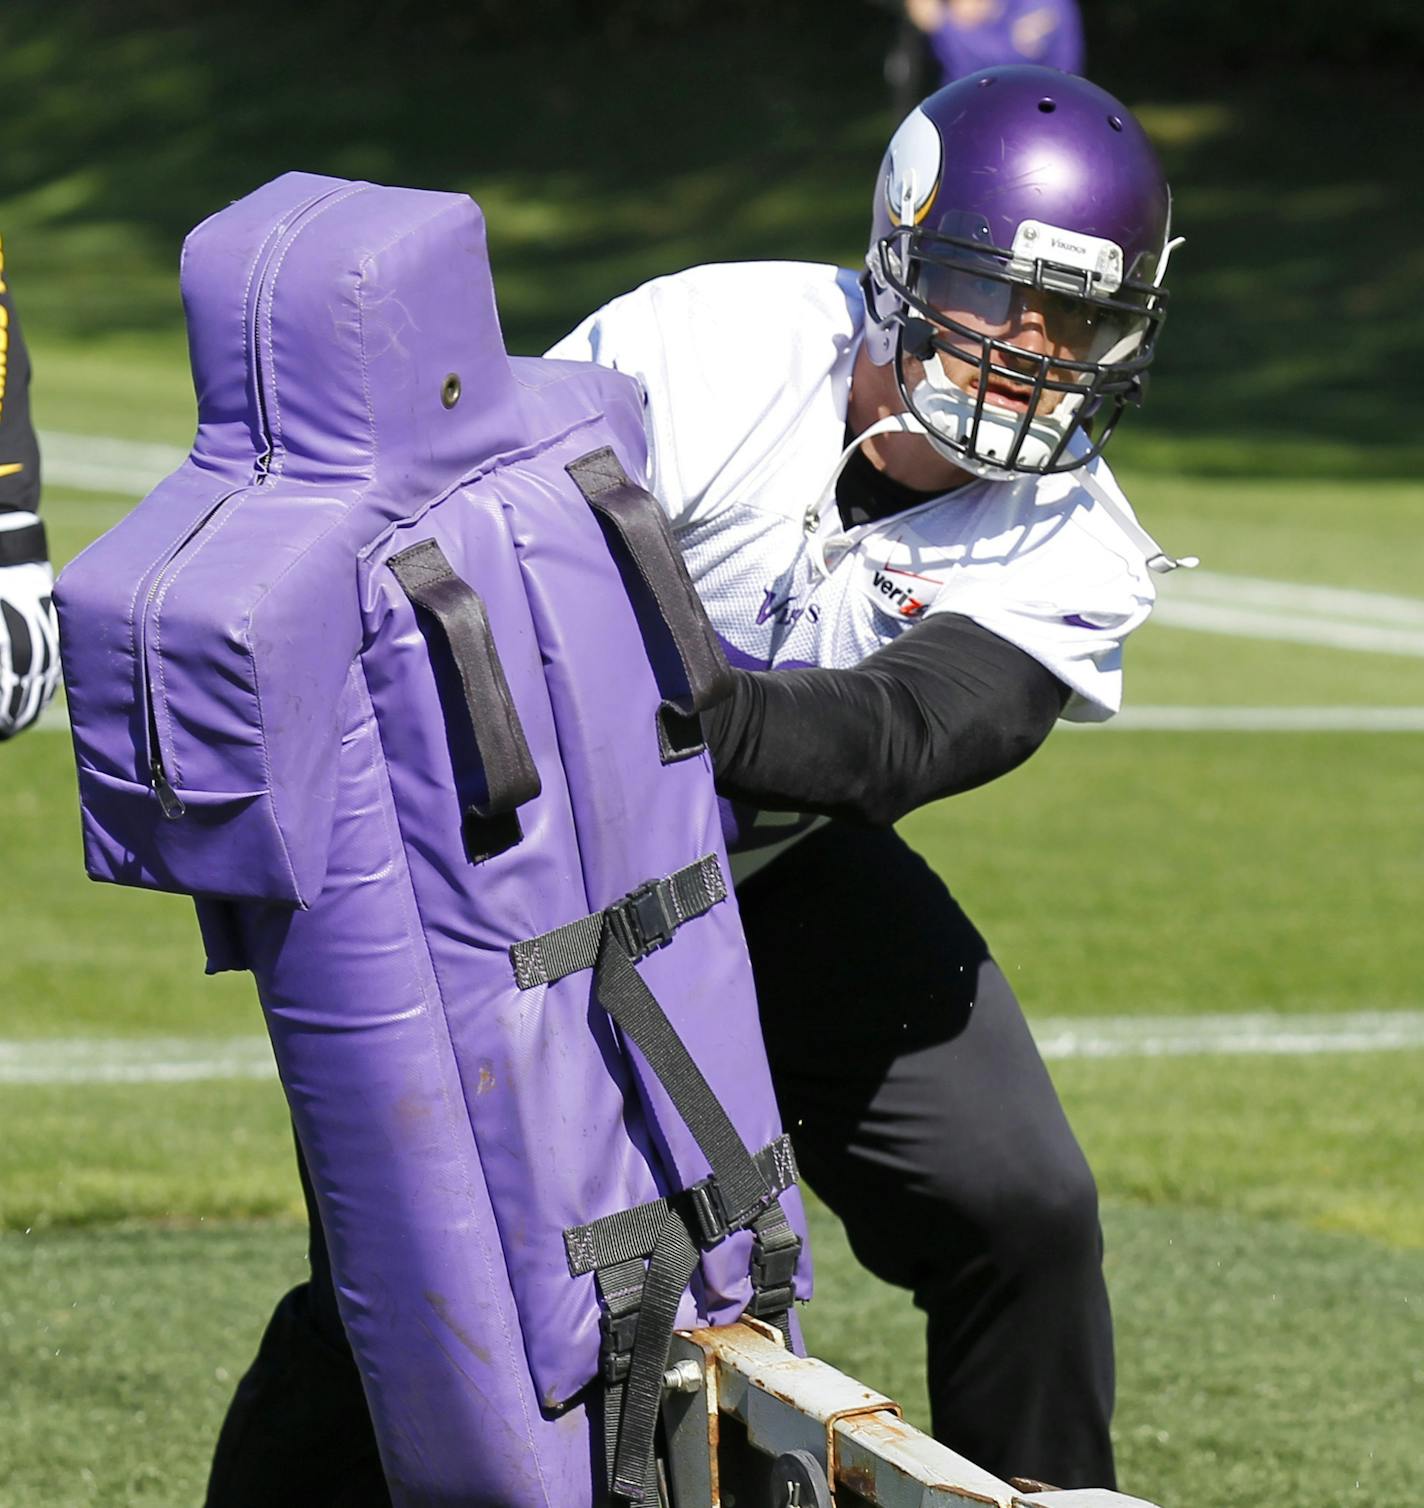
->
[55,172,810,1506]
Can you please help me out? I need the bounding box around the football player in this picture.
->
[0,237,57,741]
[906,0,1086,87]
[208,66,1188,1501]
[544,64,1190,1491]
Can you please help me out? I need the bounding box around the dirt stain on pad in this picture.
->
[424,1290,493,1365]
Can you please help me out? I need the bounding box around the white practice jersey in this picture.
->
[546,260,1156,723]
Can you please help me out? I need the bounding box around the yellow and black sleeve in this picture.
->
[0,235,41,520]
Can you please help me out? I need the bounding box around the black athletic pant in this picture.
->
[206,823,1115,1503]
[206,1145,389,1508]
[740,822,1115,1488]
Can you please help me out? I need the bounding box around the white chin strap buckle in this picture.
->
[1147,552,1200,574]
[802,412,927,541]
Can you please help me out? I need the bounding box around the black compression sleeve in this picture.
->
[700,613,1070,827]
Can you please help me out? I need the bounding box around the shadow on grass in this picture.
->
[0,3,1418,477]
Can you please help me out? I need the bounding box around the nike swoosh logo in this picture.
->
[878,560,941,584]
[0,462,25,478]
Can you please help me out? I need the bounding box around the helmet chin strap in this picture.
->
[802,413,924,575]
[1074,464,1199,575]
[802,413,927,536]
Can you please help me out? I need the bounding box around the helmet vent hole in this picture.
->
[1108,114,1124,131]
[1037,99,1056,113]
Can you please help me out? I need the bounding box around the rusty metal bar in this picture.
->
[661,1322,1164,1508]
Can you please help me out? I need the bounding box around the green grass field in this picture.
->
[2,8,1422,1506]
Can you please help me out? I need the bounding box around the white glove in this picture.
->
[0,511,59,739]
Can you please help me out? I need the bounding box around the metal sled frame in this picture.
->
[660,1322,1161,1508]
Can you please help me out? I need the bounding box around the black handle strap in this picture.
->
[388,538,540,859]
[567,448,732,760]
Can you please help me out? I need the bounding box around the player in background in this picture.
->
[207,66,1191,1502]
[545,65,1189,1491]
[0,236,58,741]
[886,0,1085,117]
[909,0,1084,84]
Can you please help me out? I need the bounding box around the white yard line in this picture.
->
[1152,600,1424,657]
[40,702,1424,735]
[0,1035,277,1085]
[1032,1010,1424,1060]
[39,429,188,499]
[4,1011,1423,1085]
[42,430,1424,657]
[1080,706,1424,732]
[1160,570,1424,626]
[1150,568,1424,657]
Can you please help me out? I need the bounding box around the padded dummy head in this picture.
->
[181,171,525,497]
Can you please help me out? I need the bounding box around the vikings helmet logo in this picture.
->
[884,108,942,229]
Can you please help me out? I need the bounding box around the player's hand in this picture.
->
[905,0,948,30]
[0,513,60,739]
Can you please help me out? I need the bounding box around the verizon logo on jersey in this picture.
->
[871,570,927,618]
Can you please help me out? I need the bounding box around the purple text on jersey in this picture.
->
[756,586,820,629]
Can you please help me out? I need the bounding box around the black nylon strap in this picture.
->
[595,1256,648,1483]
[592,927,773,1235]
[569,1202,670,1280]
[609,1206,700,1503]
[508,831,799,1498]
[566,448,732,722]
[564,1135,799,1277]
[603,1379,623,1491]
[567,911,803,1501]
[510,855,726,991]
[388,539,540,854]
[585,1180,803,1500]
[0,519,47,568]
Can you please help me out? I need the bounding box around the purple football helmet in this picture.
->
[862,66,1177,479]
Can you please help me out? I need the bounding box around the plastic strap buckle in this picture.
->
[746,1232,801,1316]
[686,1172,780,1248]
[607,878,679,960]
[599,1307,640,1385]
[686,1176,732,1247]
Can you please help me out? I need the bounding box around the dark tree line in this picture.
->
[57,0,1424,71]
